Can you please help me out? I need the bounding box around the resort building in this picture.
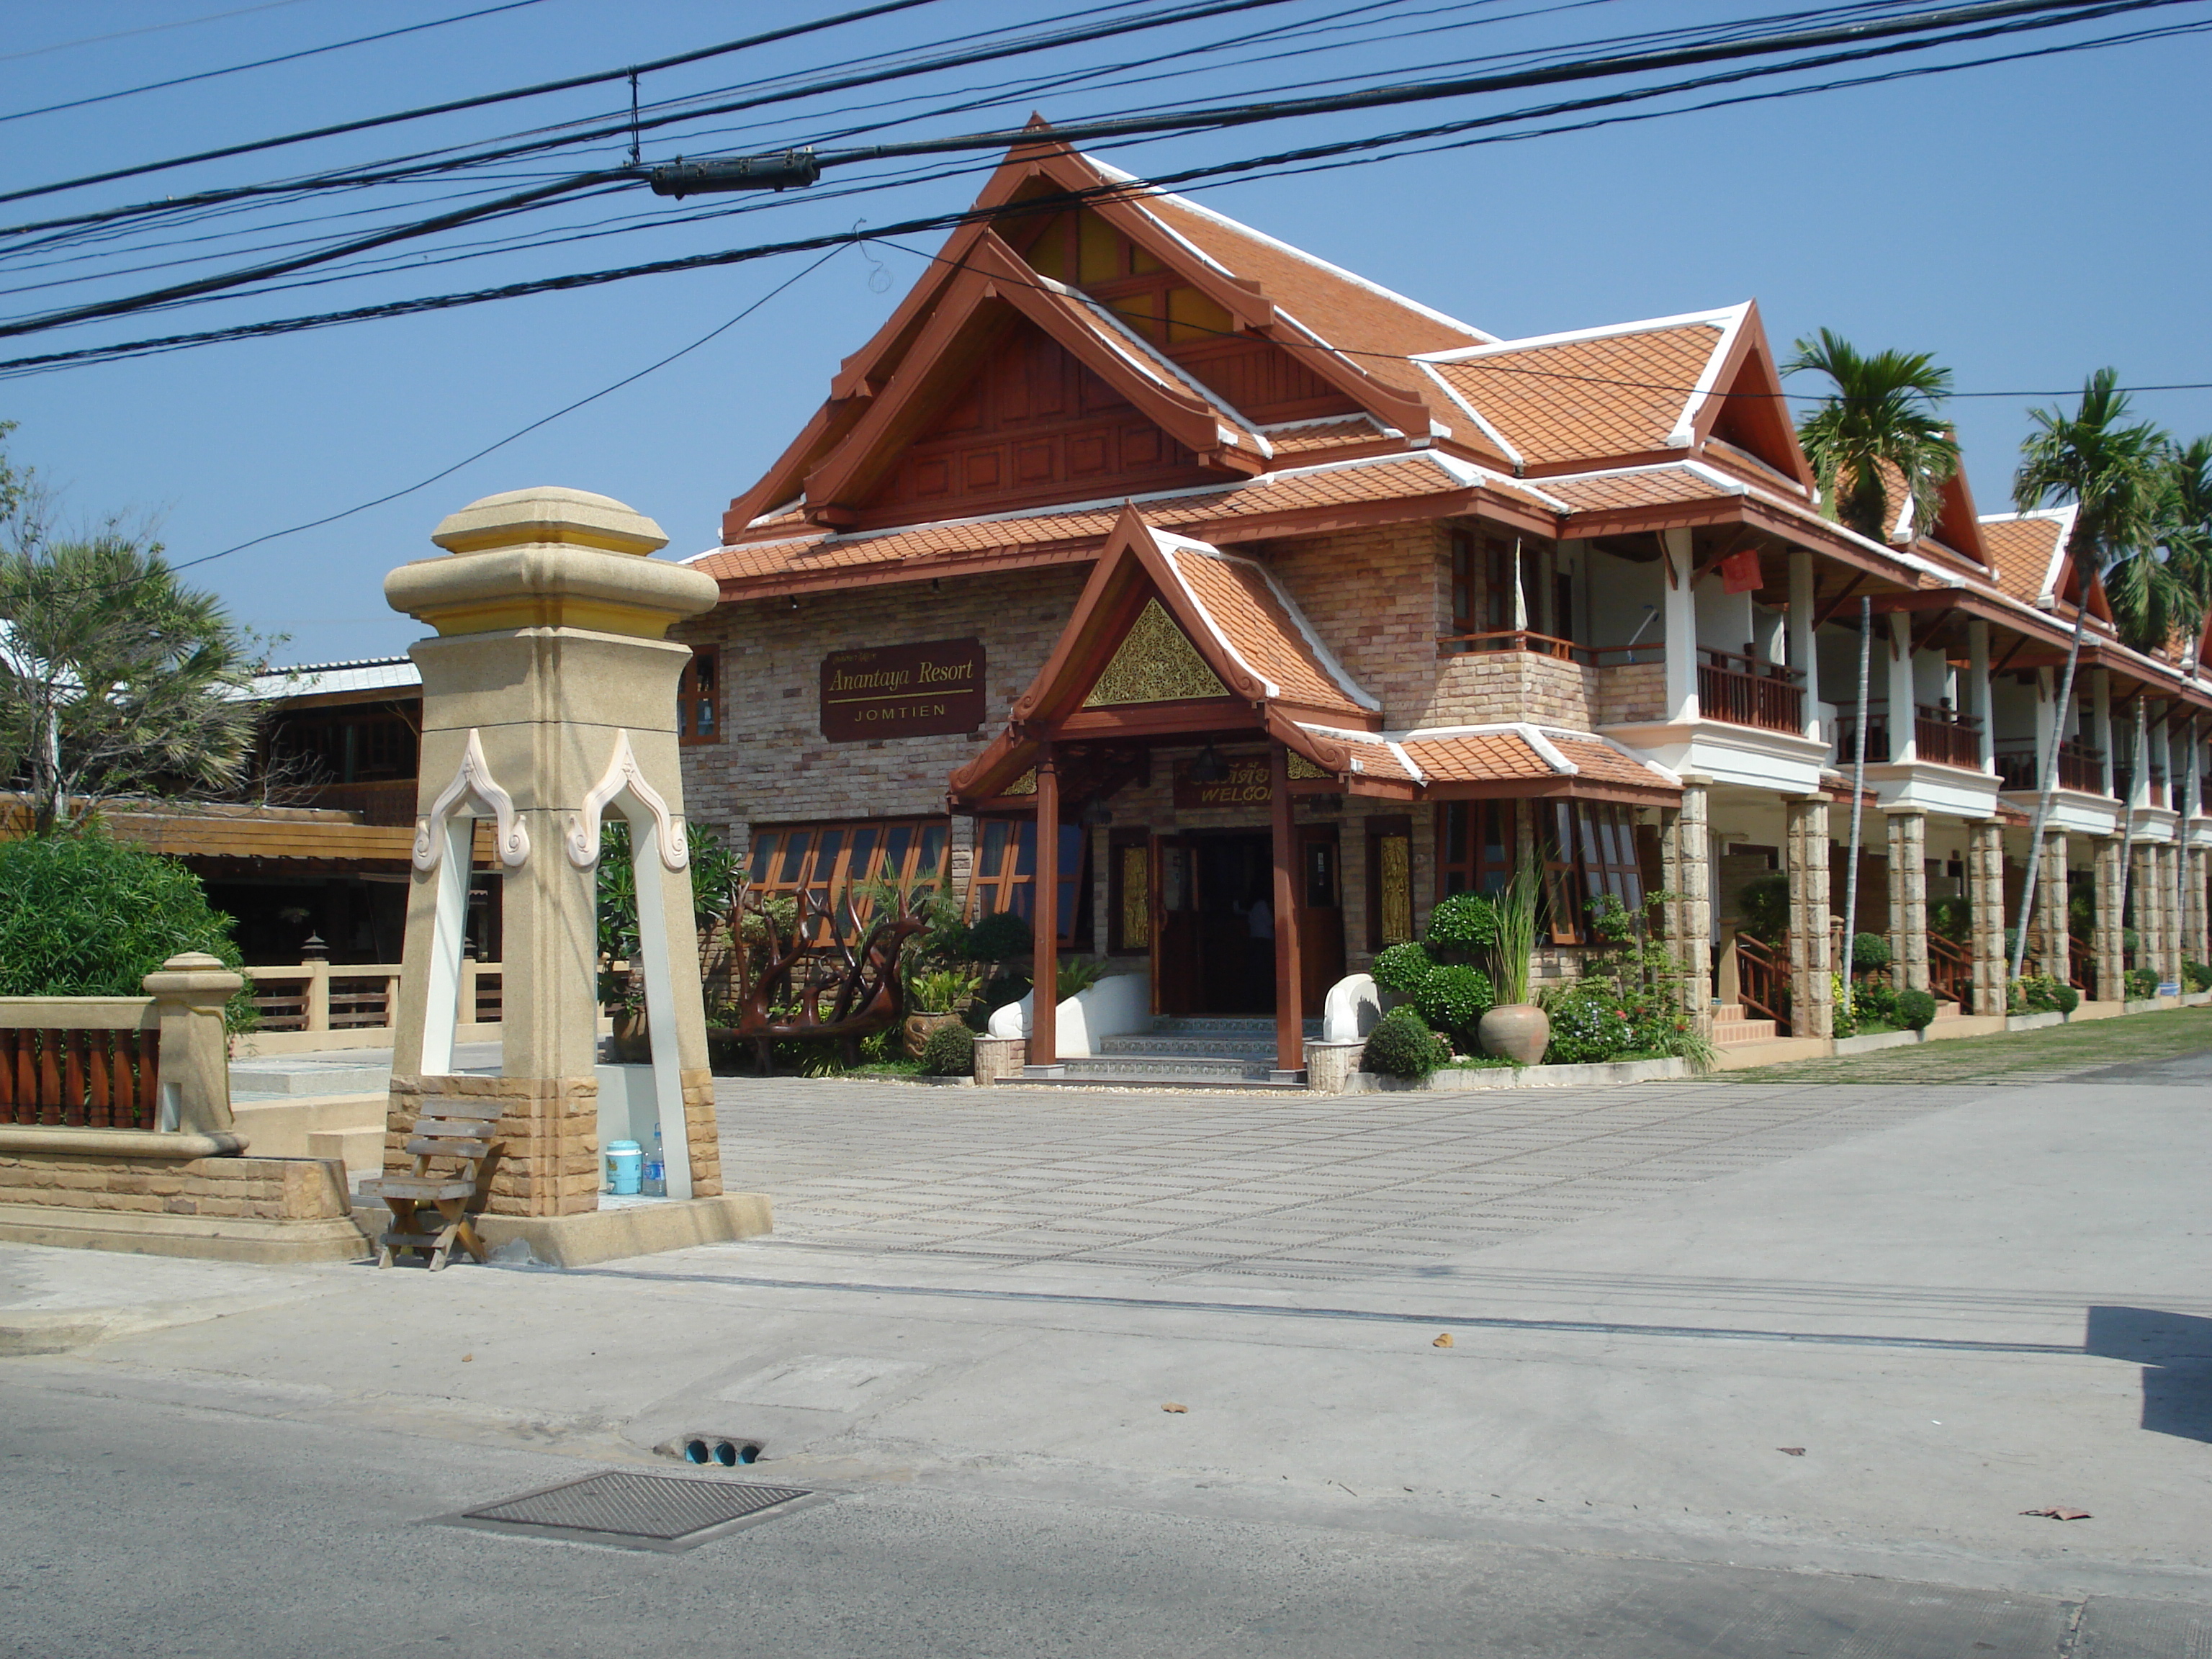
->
[665,135,2211,1077]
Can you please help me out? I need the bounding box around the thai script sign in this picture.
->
[819,639,986,742]
[1172,751,1272,809]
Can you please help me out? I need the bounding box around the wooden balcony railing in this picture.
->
[1734,933,1790,1033]
[246,960,503,1033]
[1995,740,2103,794]
[1914,704,1984,770]
[1437,629,1589,663]
[1697,649,1804,734]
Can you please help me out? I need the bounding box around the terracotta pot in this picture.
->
[903,1010,961,1059]
[1478,1002,1550,1065]
[610,1007,651,1064]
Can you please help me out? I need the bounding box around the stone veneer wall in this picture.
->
[1267,521,1449,727]
[1427,651,1593,728]
[1596,661,1665,727]
[0,1154,349,1220]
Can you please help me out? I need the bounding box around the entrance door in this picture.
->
[1152,835,1199,1016]
[1298,822,1346,1011]
[1152,832,1277,1015]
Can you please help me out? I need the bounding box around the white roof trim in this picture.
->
[1295,721,1427,784]
[1155,536,1381,713]
[1414,361,1525,470]
[1979,503,2081,603]
[747,497,802,530]
[1258,412,1393,435]
[1665,301,1751,449]
[1413,303,1741,364]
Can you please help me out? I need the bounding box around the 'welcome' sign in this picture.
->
[819,639,986,742]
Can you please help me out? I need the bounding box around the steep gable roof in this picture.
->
[1979,503,2114,626]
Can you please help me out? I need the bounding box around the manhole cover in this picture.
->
[439,1470,819,1552]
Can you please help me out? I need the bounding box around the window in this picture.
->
[1537,801,1647,943]
[1435,801,1514,898]
[1447,530,1517,643]
[968,817,1094,950]
[745,817,949,926]
[678,648,720,745]
[1365,815,1413,950]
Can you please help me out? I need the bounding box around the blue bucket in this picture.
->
[605,1140,643,1195]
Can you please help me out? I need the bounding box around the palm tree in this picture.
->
[2152,436,2212,655]
[1786,329,1961,542]
[2007,369,2172,984]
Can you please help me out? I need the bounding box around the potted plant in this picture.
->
[1476,863,1549,1064]
[903,967,981,1058]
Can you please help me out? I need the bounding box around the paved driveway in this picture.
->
[712,1079,1985,1279]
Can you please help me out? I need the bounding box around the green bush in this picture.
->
[2124,966,2158,1000]
[1847,931,1890,971]
[0,830,253,1030]
[1423,891,1498,961]
[919,1020,976,1077]
[1371,940,1437,997]
[2185,961,2212,993]
[966,909,1033,963]
[1539,974,1676,1064]
[1929,895,1972,943]
[1361,1006,1448,1079]
[2050,983,2081,1014]
[1411,965,1492,1053]
[1737,873,1789,944]
[1852,979,1899,1026]
[1894,987,1938,1031]
[2011,974,2074,1015]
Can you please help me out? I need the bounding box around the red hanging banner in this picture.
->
[1719,547,1763,594]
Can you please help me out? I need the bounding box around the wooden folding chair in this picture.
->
[368,1096,503,1270]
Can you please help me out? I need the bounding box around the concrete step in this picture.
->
[1712,1017,1779,1046]
[1025,1054,1287,1085]
[1146,1017,1321,1038]
[1097,1035,1279,1060]
[228,1059,390,1100]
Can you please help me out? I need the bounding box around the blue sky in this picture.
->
[1,0,2206,666]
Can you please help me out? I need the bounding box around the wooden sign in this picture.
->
[1173,751,1272,809]
[819,639,986,742]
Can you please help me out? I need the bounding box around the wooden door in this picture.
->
[1298,822,1346,1012]
[1151,835,1200,1016]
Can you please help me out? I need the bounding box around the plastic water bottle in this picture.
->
[643,1156,666,1197]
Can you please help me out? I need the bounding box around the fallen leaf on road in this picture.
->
[1162,1402,1188,1413]
[2019,1507,2091,1520]
[1777,1447,1805,1456]
[1433,1333,1454,1348]
[462,1354,473,1362]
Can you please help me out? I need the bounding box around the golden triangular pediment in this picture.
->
[1083,598,1229,706]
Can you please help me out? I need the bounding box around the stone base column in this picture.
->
[2094,837,2126,1000]
[2188,845,2209,968]
[2033,831,2071,986]
[1886,811,1928,992]
[2134,844,2162,988]
[1968,821,2006,1016]
[1661,783,1713,1035]
[387,1075,600,1218]
[1786,796,1834,1039]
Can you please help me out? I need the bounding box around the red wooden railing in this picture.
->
[2067,932,2092,993]
[1997,740,2102,793]
[1698,649,1804,734]
[1926,935,1971,1005]
[1436,629,1589,662]
[1735,933,1790,1033]
[1914,705,1984,770]
[0,1028,161,1129]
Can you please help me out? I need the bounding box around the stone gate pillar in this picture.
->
[1786,796,1833,1039]
[1967,820,2005,1016]
[1885,811,1928,993]
[379,487,752,1255]
[2033,831,2071,988]
[2093,837,2126,1002]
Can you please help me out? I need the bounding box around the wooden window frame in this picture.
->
[678,647,721,745]
[1534,801,1647,944]
[745,817,950,928]
[968,815,1095,950]
[1434,801,1514,901]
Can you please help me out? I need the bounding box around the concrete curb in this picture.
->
[474,1192,773,1268]
[1350,1056,1691,1092]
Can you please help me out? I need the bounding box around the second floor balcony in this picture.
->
[1696,648,1803,735]
[1995,739,2105,795]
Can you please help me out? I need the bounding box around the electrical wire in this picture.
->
[0,0,318,64]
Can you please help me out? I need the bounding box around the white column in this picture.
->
[1887,612,1917,763]
[1661,526,1699,724]
[2034,670,2059,792]
[1968,619,1993,771]
[2092,669,2114,795]
[1788,549,1820,742]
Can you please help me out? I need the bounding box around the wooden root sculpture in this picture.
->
[714,889,930,1069]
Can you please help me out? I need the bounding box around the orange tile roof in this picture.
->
[1980,512,2067,603]
[693,454,1524,586]
[1262,415,1395,455]
[1421,320,1727,467]
[1398,731,1556,783]
[1532,464,1737,515]
[1159,540,1370,719]
[1299,723,1676,793]
[1550,737,1673,788]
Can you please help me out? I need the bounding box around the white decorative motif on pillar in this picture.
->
[413,727,531,871]
[565,731,690,871]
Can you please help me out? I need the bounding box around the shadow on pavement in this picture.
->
[2087,1305,2212,1442]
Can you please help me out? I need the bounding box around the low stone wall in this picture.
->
[1350,1056,1691,1092]
[0,1148,349,1221]
[1427,650,1594,728]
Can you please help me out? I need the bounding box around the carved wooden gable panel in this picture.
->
[1084,598,1231,706]
[860,320,1213,521]
[1168,336,1362,426]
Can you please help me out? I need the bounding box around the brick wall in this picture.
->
[1596,661,1665,727]
[1267,521,1449,727]
[0,1153,349,1220]
[1428,650,1595,728]
[672,566,1089,836]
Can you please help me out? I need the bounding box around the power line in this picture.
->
[0,1,556,127]
[0,0,957,209]
[0,0,316,64]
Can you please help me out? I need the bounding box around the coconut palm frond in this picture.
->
[1784,329,1959,542]
[2014,369,2174,650]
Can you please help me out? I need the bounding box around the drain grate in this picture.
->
[441,1470,819,1552]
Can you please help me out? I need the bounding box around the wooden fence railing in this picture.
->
[1925,934,1971,1006]
[245,959,503,1033]
[0,955,237,1136]
[1734,933,1790,1033]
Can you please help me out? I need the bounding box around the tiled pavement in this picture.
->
[712,1079,1990,1281]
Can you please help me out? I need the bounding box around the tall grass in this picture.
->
[1491,861,1539,1005]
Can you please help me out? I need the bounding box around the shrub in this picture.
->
[966,909,1033,963]
[919,1020,976,1077]
[1539,976,1658,1065]
[1362,1006,1447,1079]
[1056,957,1107,999]
[1738,873,1789,945]
[1412,965,1492,1053]
[0,830,253,1030]
[1423,892,1498,962]
[1894,988,1938,1031]
[1929,895,1972,943]
[1371,940,1437,997]
[2012,974,2073,1015]
[2124,966,2158,1000]
[1847,932,1890,971]
[1852,979,1899,1027]
[907,968,980,1015]
[2185,961,2212,993]
[2050,983,2081,1014]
